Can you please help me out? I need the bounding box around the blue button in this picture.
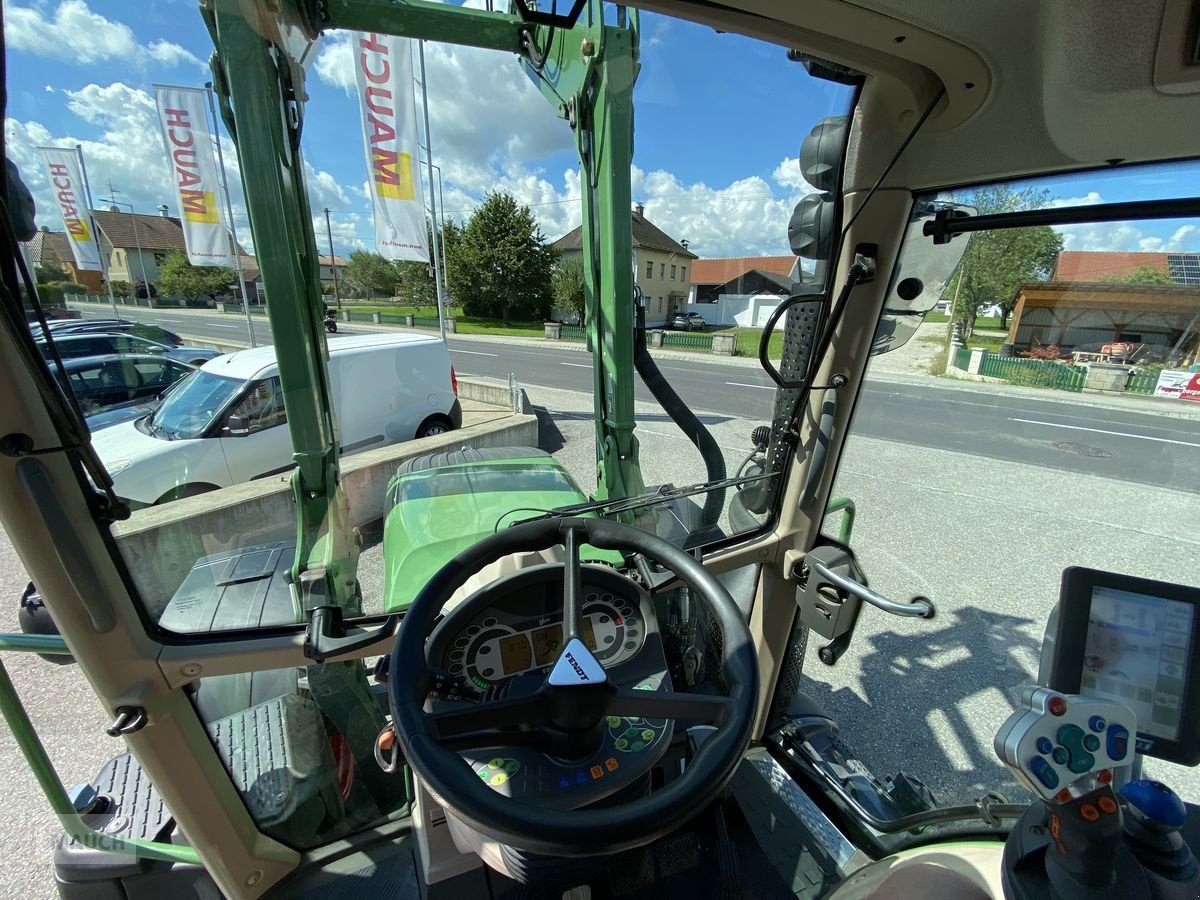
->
[1089,716,1107,733]
[1030,756,1060,790]
[558,775,571,790]
[575,771,588,785]
[1121,779,1186,828]
[1107,724,1130,761]
[1036,737,1053,754]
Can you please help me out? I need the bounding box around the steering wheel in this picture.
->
[388,516,759,857]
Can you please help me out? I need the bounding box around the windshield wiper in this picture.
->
[506,471,778,528]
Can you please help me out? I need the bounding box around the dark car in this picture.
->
[41,318,185,347]
[668,311,707,331]
[38,331,219,367]
[52,354,197,430]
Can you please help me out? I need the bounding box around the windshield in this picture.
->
[147,370,242,439]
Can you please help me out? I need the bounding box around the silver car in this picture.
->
[38,332,220,367]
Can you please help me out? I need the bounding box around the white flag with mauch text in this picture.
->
[355,33,429,262]
[37,148,102,271]
[154,85,235,267]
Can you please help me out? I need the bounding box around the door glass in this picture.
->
[227,378,287,433]
[816,163,1200,818]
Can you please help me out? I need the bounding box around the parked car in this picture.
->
[91,333,462,506]
[52,354,196,431]
[669,311,707,331]
[38,332,218,367]
[43,318,185,347]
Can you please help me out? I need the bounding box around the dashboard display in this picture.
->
[1081,586,1193,741]
[531,618,597,666]
[499,633,533,673]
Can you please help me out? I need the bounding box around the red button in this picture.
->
[1097,769,1113,785]
[1099,796,1118,815]
[1048,696,1068,716]
[1056,789,1072,803]
[1080,804,1099,822]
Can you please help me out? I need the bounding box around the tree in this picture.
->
[345,250,400,299]
[447,192,556,322]
[1106,264,1173,285]
[395,261,436,307]
[156,250,235,303]
[949,185,1064,335]
[35,261,70,284]
[552,256,586,324]
[109,280,133,298]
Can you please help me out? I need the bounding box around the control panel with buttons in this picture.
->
[995,687,1136,801]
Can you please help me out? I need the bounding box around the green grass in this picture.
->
[454,318,544,339]
[924,313,1004,329]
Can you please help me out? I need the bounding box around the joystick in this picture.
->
[1121,780,1199,883]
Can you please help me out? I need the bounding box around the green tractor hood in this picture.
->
[382,448,621,611]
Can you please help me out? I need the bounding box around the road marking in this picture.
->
[207,324,241,329]
[1009,418,1200,449]
[726,381,774,391]
[450,349,498,356]
[561,362,592,368]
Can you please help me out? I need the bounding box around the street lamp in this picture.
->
[323,207,342,311]
[425,162,449,289]
[98,197,152,302]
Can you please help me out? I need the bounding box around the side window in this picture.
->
[135,359,188,389]
[671,264,677,280]
[645,260,653,279]
[63,337,113,358]
[660,263,665,279]
[225,377,286,434]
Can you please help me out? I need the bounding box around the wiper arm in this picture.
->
[509,471,779,527]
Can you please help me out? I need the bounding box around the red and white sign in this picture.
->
[1154,369,1200,402]
[355,32,428,262]
[37,148,102,271]
[154,85,234,267]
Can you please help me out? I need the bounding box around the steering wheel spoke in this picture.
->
[427,692,551,741]
[561,522,584,642]
[609,686,734,726]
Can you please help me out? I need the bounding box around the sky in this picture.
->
[5,0,1199,263]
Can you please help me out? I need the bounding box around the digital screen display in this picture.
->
[1081,587,1193,741]
[498,633,532,674]
[531,618,597,667]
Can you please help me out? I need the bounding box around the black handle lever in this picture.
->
[304,606,399,664]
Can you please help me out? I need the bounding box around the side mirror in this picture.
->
[223,415,250,436]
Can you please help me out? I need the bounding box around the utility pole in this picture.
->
[206,83,256,347]
[75,145,118,317]
[323,208,341,310]
[417,41,445,340]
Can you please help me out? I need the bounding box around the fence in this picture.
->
[560,324,586,342]
[978,353,1086,392]
[1124,371,1159,395]
[661,331,715,351]
[412,316,440,329]
[953,345,972,371]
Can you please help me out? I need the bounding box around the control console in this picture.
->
[996,687,1198,899]
[995,687,1134,799]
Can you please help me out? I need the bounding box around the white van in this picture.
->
[92,333,461,507]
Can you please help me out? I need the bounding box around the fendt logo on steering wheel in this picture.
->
[549,638,607,687]
[564,651,590,682]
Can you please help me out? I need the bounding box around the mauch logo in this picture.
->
[163,107,219,224]
[48,164,91,243]
[358,33,416,202]
[565,651,590,682]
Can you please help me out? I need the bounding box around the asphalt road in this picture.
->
[74,305,1200,493]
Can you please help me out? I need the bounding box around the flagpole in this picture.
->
[204,83,256,347]
[416,41,445,341]
[74,145,119,318]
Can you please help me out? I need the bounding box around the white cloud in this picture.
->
[771,157,819,193]
[5,0,202,69]
[1056,220,1200,253]
[146,39,204,70]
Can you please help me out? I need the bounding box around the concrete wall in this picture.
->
[112,406,537,617]
[687,294,786,328]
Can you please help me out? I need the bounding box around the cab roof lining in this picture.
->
[637,0,1200,193]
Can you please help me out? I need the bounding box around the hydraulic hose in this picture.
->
[633,316,726,531]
